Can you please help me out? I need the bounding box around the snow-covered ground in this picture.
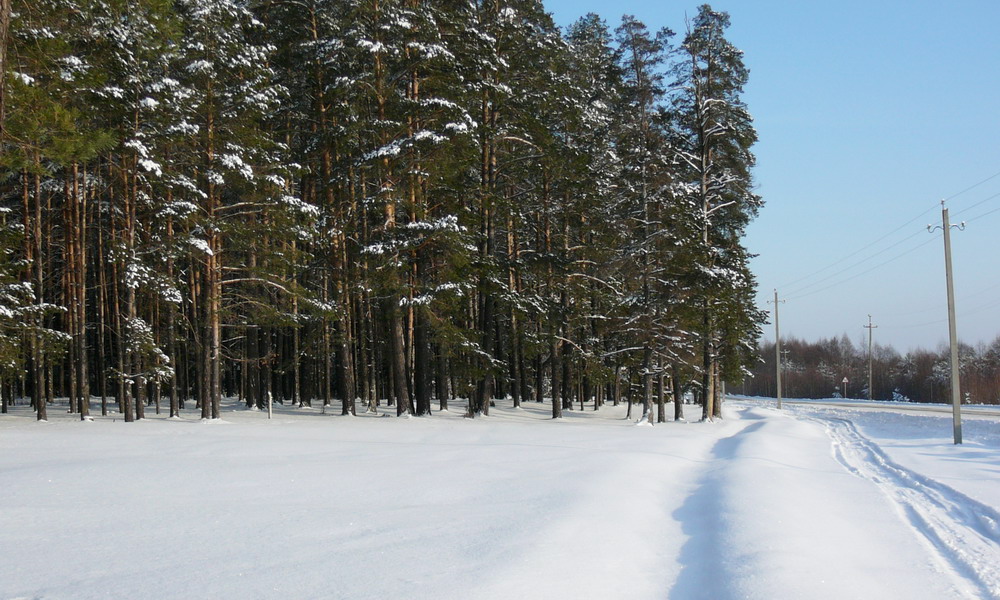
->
[2,396,998,599]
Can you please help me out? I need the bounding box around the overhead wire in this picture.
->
[784,235,939,301]
[775,167,1000,300]
[782,227,927,298]
[766,168,1000,342]
[951,190,1000,219]
[964,204,1000,225]
[774,202,937,292]
[942,167,1000,203]
[880,173,1000,328]
[887,278,1000,320]
[886,294,1000,331]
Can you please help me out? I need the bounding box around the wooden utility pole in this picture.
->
[864,315,877,401]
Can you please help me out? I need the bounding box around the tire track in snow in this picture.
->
[814,415,1000,599]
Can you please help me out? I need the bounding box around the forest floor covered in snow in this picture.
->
[2,396,999,599]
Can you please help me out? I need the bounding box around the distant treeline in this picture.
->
[0,1,763,422]
[741,336,1000,404]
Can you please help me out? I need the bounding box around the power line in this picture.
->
[784,235,939,301]
[782,226,926,298]
[964,204,1000,225]
[886,278,1000,321]
[881,317,946,330]
[775,203,937,291]
[873,305,997,331]
[952,190,1000,218]
[956,296,1000,320]
[774,167,1000,294]
[943,167,1000,203]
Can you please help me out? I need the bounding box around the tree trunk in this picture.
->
[75,163,90,419]
[550,334,561,419]
[436,344,449,411]
[334,239,356,416]
[387,301,412,416]
[657,363,665,423]
[641,345,652,421]
[534,353,544,404]
[702,306,714,421]
[414,304,431,415]
[32,165,46,421]
[672,364,684,421]
[713,362,723,419]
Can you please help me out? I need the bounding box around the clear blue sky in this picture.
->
[544,0,1000,353]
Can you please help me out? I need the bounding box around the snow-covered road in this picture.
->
[781,398,1000,418]
[1,398,997,599]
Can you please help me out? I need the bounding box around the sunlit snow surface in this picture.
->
[1,397,997,599]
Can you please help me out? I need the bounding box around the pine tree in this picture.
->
[613,15,680,420]
[670,4,762,420]
[173,0,290,418]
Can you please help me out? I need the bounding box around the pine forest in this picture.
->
[0,0,765,422]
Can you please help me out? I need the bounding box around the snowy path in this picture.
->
[683,405,962,600]
[815,414,1000,599]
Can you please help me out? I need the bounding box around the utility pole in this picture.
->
[780,348,791,398]
[928,201,965,444]
[864,315,877,401]
[768,290,785,409]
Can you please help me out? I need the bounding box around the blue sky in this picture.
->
[544,0,1000,353]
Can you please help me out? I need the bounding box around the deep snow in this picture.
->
[1,397,998,599]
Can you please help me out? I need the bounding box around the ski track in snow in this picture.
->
[813,415,1000,599]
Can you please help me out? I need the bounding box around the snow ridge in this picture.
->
[818,416,1000,599]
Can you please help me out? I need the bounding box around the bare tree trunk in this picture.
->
[657,362,665,423]
[292,294,302,407]
[199,264,211,419]
[334,239,355,416]
[114,220,130,421]
[550,334,561,419]
[388,301,412,416]
[702,305,714,421]
[672,364,684,421]
[534,352,544,404]
[358,290,374,413]
[32,164,46,421]
[322,278,332,408]
[712,361,723,419]
[75,163,90,419]
[166,212,179,418]
[211,263,221,420]
[641,346,652,421]
[507,216,521,408]
[128,157,144,422]
[414,305,431,415]
[561,329,572,411]
[95,164,109,417]
[436,344,449,411]
[64,171,78,415]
